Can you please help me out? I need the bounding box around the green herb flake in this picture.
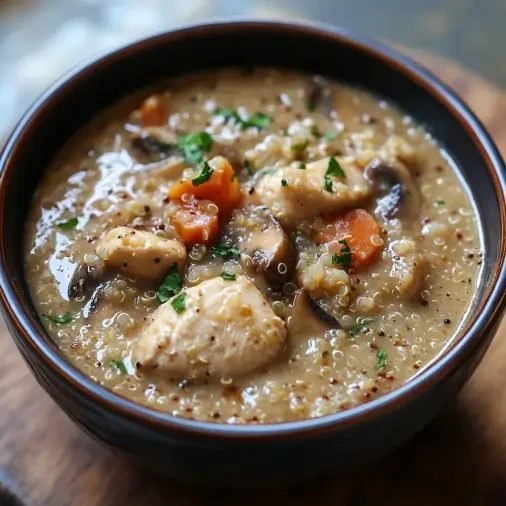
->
[331,239,352,268]
[156,264,182,303]
[298,162,306,170]
[57,217,78,230]
[281,178,288,188]
[244,158,253,175]
[192,161,214,187]
[212,243,240,259]
[348,318,375,338]
[290,139,309,152]
[324,131,339,141]
[221,272,236,281]
[171,292,186,314]
[214,108,272,129]
[247,112,272,129]
[436,200,446,205]
[376,348,388,370]
[261,168,278,176]
[178,131,213,164]
[306,101,315,112]
[310,124,321,137]
[44,312,72,324]
[324,155,346,192]
[111,359,127,375]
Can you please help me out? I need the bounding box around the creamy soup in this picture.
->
[24,68,482,424]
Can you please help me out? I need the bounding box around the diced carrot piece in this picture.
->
[316,209,383,268]
[140,95,165,126]
[168,157,240,216]
[172,199,219,246]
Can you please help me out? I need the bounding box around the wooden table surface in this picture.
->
[2,50,506,506]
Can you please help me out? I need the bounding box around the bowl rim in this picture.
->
[1,18,506,439]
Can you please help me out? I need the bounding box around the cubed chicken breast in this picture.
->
[96,227,186,281]
[133,276,286,382]
[254,156,371,223]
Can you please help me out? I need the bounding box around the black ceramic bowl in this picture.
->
[1,20,506,487]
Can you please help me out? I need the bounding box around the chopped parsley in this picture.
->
[281,178,288,188]
[192,161,214,187]
[178,131,213,164]
[324,155,346,192]
[171,292,186,314]
[324,131,339,141]
[44,312,72,324]
[290,139,309,152]
[298,162,306,170]
[57,217,78,230]
[214,108,272,129]
[247,112,272,129]
[310,124,321,137]
[212,243,240,259]
[244,158,253,175]
[156,264,182,303]
[376,348,388,370]
[436,200,446,205]
[221,272,236,281]
[348,318,375,338]
[331,239,352,268]
[111,359,127,375]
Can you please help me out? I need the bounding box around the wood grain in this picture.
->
[2,50,506,506]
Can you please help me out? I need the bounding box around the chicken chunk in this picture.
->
[96,227,186,281]
[133,276,286,382]
[388,240,426,299]
[255,156,371,223]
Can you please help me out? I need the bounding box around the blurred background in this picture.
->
[1,0,505,140]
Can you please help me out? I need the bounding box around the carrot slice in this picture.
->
[168,158,240,216]
[316,209,383,268]
[140,94,165,126]
[172,199,219,246]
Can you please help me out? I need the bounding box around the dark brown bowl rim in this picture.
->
[1,19,506,439]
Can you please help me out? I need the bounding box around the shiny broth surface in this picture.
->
[25,68,481,423]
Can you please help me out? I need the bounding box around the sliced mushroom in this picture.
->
[131,127,179,157]
[235,211,295,286]
[68,262,102,299]
[304,75,334,116]
[364,158,420,221]
[288,289,341,336]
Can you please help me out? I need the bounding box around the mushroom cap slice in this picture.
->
[233,210,296,287]
[364,159,421,221]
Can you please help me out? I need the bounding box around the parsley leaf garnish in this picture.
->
[299,162,306,170]
[111,359,127,374]
[57,217,78,230]
[324,155,345,192]
[348,318,375,338]
[331,239,352,268]
[171,292,186,314]
[376,348,388,370]
[221,272,236,281]
[244,158,253,175]
[178,131,213,164]
[290,139,309,152]
[436,200,446,205]
[310,124,321,137]
[247,112,272,129]
[44,312,72,324]
[212,243,240,259]
[214,108,272,129]
[192,161,214,187]
[156,264,182,303]
[281,178,288,188]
